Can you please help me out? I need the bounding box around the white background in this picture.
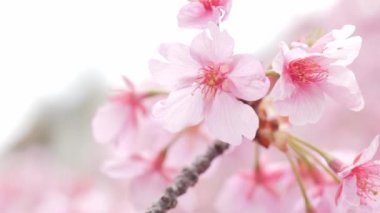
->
[0,0,336,150]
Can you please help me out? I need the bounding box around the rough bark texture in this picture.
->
[146,141,230,213]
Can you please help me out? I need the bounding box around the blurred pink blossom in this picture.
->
[92,77,148,146]
[285,164,338,213]
[102,149,196,211]
[91,77,169,155]
[0,152,135,213]
[215,163,288,213]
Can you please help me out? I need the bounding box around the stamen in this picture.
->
[354,164,380,204]
[196,63,229,99]
[288,58,328,84]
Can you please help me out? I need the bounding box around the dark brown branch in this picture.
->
[146,141,230,213]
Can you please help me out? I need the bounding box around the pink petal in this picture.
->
[205,92,258,145]
[313,25,361,66]
[149,43,199,89]
[129,172,170,211]
[325,36,362,66]
[152,86,204,132]
[335,184,343,205]
[219,0,232,20]
[174,189,197,213]
[273,85,325,125]
[290,41,309,49]
[92,102,130,144]
[332,25,356,39]
[311,32,336,53]
[136,120,171,152]
[270,75,296,101]
[291,187,332,213]
[177,2,220,29]
[228,54,270,101]
[214,174,256,213]
[158,43,200,68]
[352,135,380,166]
[165,128,211,168]
[309,186,337,213]
[322,66,364,111]
[272,42,288,74]
[101,155,147,179]
[149,60,193,89]
[284,47,310,63]
[215,173,278,213]
[190,24,234,65]
[312,25,355,52]
[336,176,361,209]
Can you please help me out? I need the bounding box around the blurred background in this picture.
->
[0,0,379,212]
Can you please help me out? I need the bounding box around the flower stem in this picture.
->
[290,135,334,163]
[290,139,341,184]
[144,90,168,98]
[146,141,230,213]
[288,141,313,167]
[287,152,314,213]
[254,143,261,170]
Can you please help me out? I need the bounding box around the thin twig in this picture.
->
[146,141,230,213]
[287,152,314,213]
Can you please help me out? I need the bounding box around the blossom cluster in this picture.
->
[92,1,380,212]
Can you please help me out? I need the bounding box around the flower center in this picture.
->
[354,164,380,204]
[111,92,147,127]
[200,0,220,10]
[288,57,328,84]
[196,64,229,98]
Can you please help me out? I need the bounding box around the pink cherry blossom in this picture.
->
[101,150,196,211]
[92,77,147,145]
[102,151,175,210]
[177,0,232,29]
[150,24,269,145]
[92,77,166,152]
[215,164,288,213]
[270,25,363,125]
[0,151,137,213]
[336,135,380,212]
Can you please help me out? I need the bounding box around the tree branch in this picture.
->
[146,141,230,213]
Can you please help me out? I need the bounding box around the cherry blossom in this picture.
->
[150,24,269,145]
[92,77,168,153]
[102,150,195,211]
[0,152,136,213]
[270,25,363,125]
[102,151,174,210]
[92,78,147,145]
[336,135,380,212]
[177,0,231,29]
[215,164,288,213]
